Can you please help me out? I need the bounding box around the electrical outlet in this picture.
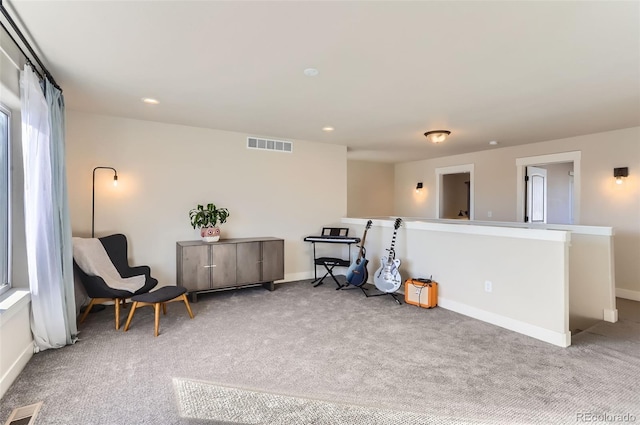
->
[484,280,493,293]
[487,211,493,218]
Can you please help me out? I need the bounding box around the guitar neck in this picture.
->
[356,230,368,260]
[356,221,372,260]
[386,219,402,260]
[387,230,398,259]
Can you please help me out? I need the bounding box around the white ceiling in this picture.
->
[6,1,640,162]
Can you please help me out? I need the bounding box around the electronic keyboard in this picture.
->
[304,235,360,243]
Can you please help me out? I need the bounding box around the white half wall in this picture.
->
[343,218,571,347]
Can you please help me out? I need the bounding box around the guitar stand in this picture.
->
[340,284,369,295]
[342,284,400,305]
[363,290,402,305]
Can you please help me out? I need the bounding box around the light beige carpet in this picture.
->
[173,378,499,425]
[2,281,639,424]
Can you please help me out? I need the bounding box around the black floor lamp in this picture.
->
[92,166,118,238]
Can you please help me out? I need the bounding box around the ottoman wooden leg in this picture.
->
[182,294,194,319]
[123,302,138,332]
[130,287,191,336]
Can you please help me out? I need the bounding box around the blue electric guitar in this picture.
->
[345,220,372,287]
[373,218,403,293]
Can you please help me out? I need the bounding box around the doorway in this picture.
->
[516,152,580,224]
[526,166,547,223]
[436,164,474,220]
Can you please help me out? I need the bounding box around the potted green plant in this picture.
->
[189,203,230,242]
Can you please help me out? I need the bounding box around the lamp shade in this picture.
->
[614,167,628,184]
[614,167,628,178]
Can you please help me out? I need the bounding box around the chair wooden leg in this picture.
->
[79,299,97,324]
[162,303,167,315]
[154,303,160,337]
[182,294,194,319]
[115,298,121,330]
[123,302,138,332]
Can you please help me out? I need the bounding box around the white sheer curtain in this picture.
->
[20,64,75,351]
[45,78,77,344]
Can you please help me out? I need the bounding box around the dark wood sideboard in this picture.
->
[176,237,284,302]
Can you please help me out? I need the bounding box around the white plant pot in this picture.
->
[200,226,221,243]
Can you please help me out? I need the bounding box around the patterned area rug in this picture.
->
[173,378,491,425]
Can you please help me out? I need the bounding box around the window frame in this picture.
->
[0,102,11,297]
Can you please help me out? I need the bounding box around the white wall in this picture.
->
[347,160,394,218]
[394,127,640,296]
[66,111,347,288]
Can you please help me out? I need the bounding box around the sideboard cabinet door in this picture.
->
[179,244,210,292]
[236,242,261,285]
[210,244,237,289]
[262,240,284,282]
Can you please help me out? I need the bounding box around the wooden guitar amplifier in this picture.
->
[404,278,438,308]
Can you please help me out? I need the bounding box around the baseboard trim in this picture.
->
[0,341,33,400]
[280,271,314,283]
[438,297,571,348]
[615,288,640,302]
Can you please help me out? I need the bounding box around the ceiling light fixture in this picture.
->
[489,140,499,145]
[322,126,334,132]
[141,97,159,105]
[424,130,451,144]
[303,68,319,77]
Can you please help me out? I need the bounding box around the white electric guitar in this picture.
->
[373,218,403,293]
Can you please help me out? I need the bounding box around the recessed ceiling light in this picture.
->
[489,140,499,145]
[322,126,334,132]
[303,68,319,77]
[141,97,159,105]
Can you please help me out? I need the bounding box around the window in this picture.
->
[0,104,10,296]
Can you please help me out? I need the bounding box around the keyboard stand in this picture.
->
[304,228,360,289]
[313,257,350,289]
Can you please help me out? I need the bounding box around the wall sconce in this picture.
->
[614,167,628,185]
[92,166,118,238]
[416,182,423,193]
[424,130,451,144]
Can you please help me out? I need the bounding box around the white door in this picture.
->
[526,166,547,223]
